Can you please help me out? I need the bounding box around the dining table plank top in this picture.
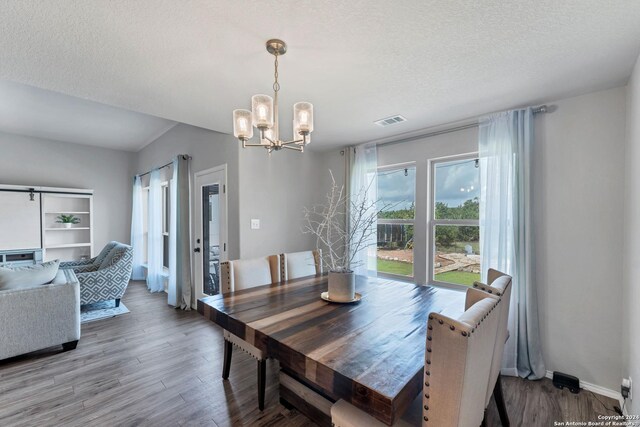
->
[197,274,465,425]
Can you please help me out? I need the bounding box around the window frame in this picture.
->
[376,162,417,281]
[427,152,480,290]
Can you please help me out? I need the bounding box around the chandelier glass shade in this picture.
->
[232,39,313,153]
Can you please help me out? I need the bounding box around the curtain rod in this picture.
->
[376,105,548,148]
[136,154,191,179]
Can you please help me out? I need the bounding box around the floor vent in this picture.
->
[374,115,407,127]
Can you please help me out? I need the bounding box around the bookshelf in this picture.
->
[42,193,94,262]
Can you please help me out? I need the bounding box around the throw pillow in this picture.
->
[0,260,60,290]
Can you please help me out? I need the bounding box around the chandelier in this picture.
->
[232,39,313,153]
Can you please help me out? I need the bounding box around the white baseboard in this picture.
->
[544,370,624,407]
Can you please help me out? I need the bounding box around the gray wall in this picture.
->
[237,148,341,259]
[134,123,241,260]
[0,131,133,252]
[623,53,640,414]
[534,87,626,391]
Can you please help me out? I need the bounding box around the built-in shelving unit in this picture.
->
[0,185,94,262]
[42,193,93,262]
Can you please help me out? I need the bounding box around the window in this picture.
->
[377,165,416,278]
[161,183,170,269]
[430,155,481,286]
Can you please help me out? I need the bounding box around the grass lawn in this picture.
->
[377,258,413,276]
[376,259,480,286]
[434,271,480,286]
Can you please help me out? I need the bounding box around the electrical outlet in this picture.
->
[622,377,632,400]
[250,219,260,230]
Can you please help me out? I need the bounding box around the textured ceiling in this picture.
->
[0,80,176,151]
[1,0,639,151]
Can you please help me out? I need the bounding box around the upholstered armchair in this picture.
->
[61,242,133,307]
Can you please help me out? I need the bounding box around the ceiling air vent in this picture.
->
[374,115,407,127]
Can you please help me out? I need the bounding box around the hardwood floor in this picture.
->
[0,281,619,426]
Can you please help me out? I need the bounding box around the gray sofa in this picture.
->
[61,241,133,307]
[0,269,81,361]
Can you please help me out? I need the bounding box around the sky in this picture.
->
[376,159,479,211]
[377,167,416,210]
[434,158,480,207]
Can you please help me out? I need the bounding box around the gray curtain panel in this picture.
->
[478,108,545,379]
[168,155,193,310]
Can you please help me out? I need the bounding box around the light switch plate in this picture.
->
[251,219,260,230]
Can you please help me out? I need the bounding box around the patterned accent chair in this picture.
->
[331,287,501,427]
[279,249,322,281]
[61,241,118,273]
[219,255,280,411]
[61,242,133,307]
[473,269,513,426]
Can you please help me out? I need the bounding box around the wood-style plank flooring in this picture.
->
[0,281,619,426]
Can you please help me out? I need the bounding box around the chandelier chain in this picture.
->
[273,54,280,93]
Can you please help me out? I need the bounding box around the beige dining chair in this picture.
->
[331,287,501,427]
[279,249,322,281]
[219,255,280,411]
[473,269,513,426]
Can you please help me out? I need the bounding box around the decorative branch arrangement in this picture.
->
[303,171,392,273]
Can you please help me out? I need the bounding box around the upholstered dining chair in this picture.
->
[473,269,513,427]
[279,249,322,281]
[219,255,280,410]
[331,287,502,427]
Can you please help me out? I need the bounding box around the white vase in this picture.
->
[328,271,355,302]
[64,223,72,229]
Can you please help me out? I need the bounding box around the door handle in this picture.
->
[194,247,201,253]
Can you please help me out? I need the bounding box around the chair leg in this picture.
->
[494,375,510,427]
[115,298,121,308]
[62,340,78,351]
[222,340,232,380]
[258,359,266,411]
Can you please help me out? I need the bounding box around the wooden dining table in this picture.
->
[197,273,465,426]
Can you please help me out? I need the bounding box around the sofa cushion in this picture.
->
[0,260,60,290]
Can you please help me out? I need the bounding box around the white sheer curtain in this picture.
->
[349,142,378,276]
[130,175,145,281]
[146,169,164,292]
[168,155,192,310]
[479,107,545,379]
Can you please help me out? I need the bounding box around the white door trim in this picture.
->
[192,164,228,307]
